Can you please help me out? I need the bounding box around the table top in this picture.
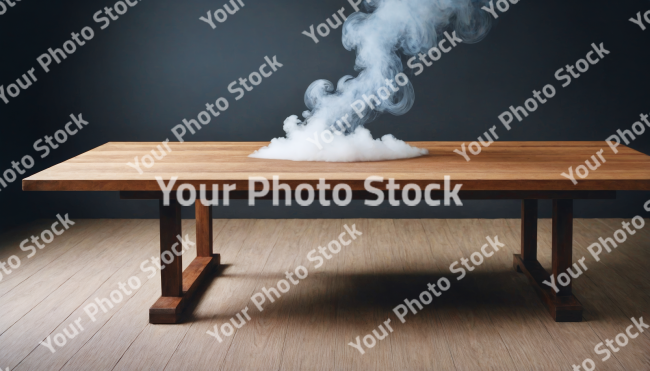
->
[22,142,650,191]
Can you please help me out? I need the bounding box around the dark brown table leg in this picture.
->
[550,199,582,320]
[514,199,583,322]
[149,200,220,324]
[553,199,574,297]
[520,199,538,264]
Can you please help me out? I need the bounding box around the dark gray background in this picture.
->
[1,0,649,231]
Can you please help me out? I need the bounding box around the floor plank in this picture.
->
[569,220,650,369]
[0,219,52,261]
[0,218,649,371]
[0,220,148,369]
[421,219,517,371]
[59,220,198,371]
[99,220,227,371]
[384,220,457,371]
[0,220,132,336]
[14,220,161,371]
[590,218,650,289]
[526,219,628,371]
[219,219,316,371]
[163,219,288,370]
[277,220,341,371]
[475,219,571,371]
[0,220,95,299]
[332,219,400,371]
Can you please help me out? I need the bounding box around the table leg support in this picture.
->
[159,199,183,297]
[513,199,583,322]
[149,201,220,324]
[521,199,538,263]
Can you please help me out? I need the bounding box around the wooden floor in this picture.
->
[1,218,650,370]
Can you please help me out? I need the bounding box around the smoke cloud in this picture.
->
[251,0,491,162]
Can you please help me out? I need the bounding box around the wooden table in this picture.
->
[23,142,650,323]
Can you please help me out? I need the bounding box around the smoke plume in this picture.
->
[251,0,491,162]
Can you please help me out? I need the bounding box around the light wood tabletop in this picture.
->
[21,141,650,191]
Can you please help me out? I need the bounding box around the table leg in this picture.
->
[520,199,538,264]
[149,200,220,324]
[513,199,583,322]
[159,199,183,297]
[552,199,574,297]
[196,200,213,257]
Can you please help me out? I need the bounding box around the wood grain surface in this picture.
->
[2,218,650,370]
[22,142,650,191]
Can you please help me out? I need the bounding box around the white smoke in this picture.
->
[250,0,491,162]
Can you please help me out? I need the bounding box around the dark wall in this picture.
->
[1,0,649,230]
